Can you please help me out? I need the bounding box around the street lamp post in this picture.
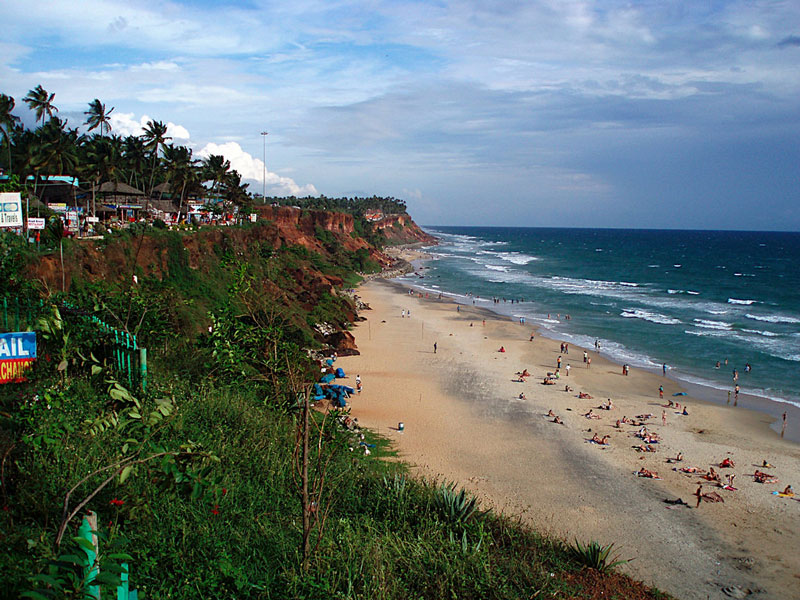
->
[261,131,268,203]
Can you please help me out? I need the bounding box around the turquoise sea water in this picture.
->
[400,227,800,413]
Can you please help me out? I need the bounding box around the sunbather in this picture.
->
[753,470,778,484]
[719,457,735,468]
[666,452,684,463]
[637,467,659,478]
[584,409,601,419]
[783,485,794,496]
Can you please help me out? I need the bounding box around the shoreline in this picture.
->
[400,256,800,445]
[340,277,800,600]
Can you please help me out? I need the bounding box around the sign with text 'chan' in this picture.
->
[0,332,37,383]
[0,192,23,228]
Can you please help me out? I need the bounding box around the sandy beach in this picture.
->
[338,277,800,600]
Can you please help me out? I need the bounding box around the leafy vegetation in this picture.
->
[569,540,630,573]
[0,208,667,599]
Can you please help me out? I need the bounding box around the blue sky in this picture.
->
[2,0,799,229]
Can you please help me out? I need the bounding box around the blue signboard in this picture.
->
[0,332,37,383]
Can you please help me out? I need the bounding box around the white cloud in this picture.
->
[107,112,189,140]
[197,142,318,197]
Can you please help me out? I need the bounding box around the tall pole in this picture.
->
[261,131,268,203]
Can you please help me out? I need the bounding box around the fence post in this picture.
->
[14,297,20,330]
[117,563,130,600]
[78,511,100,599]
[2,297,6,330]
[125,333,132,385]
[139,348,147,393]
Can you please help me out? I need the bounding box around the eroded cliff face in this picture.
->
[27,206,435,354]
[372,213,437,245]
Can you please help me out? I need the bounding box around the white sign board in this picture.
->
[250,213,257,222]
[87,216,99,223]
[0,193,23,228]
[27,217,46,230]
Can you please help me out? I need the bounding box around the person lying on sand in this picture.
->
[584,409,601,419]
[636,413,653,420]
[664,498,690,507]
[634,444,656,452]
[637,467,659,478]
[542,377,557,385]
[547,409,556,417]
[564,385,574,392]
[677,466,704,473]
[702,467,721,482]
[578,392,593,399]
[719,457,735,468]
[518,392,527,400]
[642,434,660,444]
[597,399,614,410]
[762,460,775,468]
[694,485,725,506]
[590,434,610,445]
[552,416,564,425]
[783,485,794,496]
[666,452,684,463]
[753,470,778,484]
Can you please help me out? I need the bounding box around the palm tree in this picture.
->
[122,135,147,190]
[82,134,123,216]
[23,85,58,125]
[84,99,115,136]
[0,94,21,172]
[162,144,198,222]
[141,120,171,198]
[32,117,80,176]
[203,154,231,198]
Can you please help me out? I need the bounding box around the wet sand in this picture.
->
[339,278,800,600]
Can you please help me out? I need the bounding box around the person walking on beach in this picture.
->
[583,351,588,363]
[662,410,667,426]
[659,385,664,398]
[587,357,592,369]
[401,309,405,318]
[566,364,571,377]
[734,384,740,403]
[565,343,569,354]
[662,363,667,376]
[433,342,437,354]
[557,356,562,369]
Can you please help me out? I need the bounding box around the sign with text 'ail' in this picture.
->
[0,332,37,383]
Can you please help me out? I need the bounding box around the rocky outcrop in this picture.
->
[373,213,437,245]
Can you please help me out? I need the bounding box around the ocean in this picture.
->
[399,227,800,417]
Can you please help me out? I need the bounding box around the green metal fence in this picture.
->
[2,296,148,392]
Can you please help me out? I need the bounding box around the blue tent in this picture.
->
[335,367,346,378]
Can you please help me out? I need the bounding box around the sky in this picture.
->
[2,0,799,230]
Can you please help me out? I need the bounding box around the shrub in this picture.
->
[569,540,629,573]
